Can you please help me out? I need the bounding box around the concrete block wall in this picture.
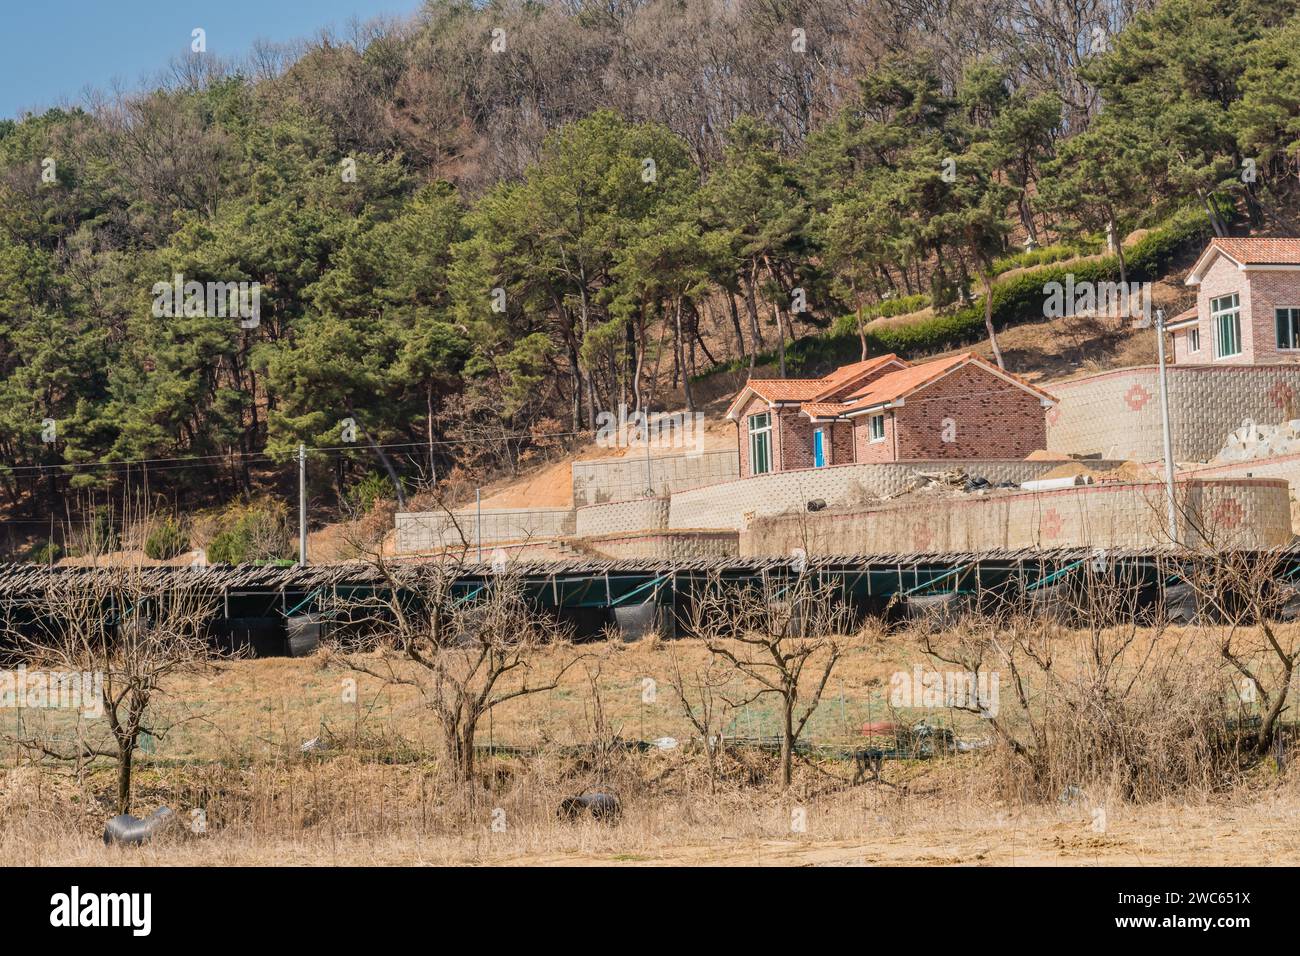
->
[577,530,740,561]
[571,449,739,506]
[575,496,670,536]
[396,507,576,553]
[1047,365,1300,462]
[667,459,1122,532]
[741,479,1293,557]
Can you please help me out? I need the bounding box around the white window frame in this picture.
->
[1186,326,1200,353]
[1277,307,1300,351]
[748,411,772,475]
[868,413,886,443]
[1211,293,1241,359]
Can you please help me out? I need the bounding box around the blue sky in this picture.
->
[0,0,425,119]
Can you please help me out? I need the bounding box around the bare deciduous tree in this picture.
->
[689,568,854,787]
[328,555,582,783]
[1,566,219,813]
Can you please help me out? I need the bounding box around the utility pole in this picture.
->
[298,443,308,566]
[1155,309,1179,545]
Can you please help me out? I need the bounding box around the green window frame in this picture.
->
[1211,293,1241,358]
[748,412,772,475]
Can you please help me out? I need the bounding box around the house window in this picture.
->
[748,412,772,475]
[868,413,885,442]
[813,428,826,467]
[1186,327,1200,353]
[1278,308,1300,350]
[1211,293,1241,358]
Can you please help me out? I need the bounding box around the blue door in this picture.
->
[813,429,825,467]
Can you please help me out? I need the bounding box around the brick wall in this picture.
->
[1046,364,1300,461]
[1235,269,1300,365]
[778,407,817,470]
[830,421,854,465]
[741,479,1293,557]
[894,364,1048,459]
[853,410,896,462]
[1194,254,1256,364]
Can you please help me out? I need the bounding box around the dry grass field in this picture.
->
[2,618,1298,866]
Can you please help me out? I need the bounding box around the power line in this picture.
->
[0,429,605,477]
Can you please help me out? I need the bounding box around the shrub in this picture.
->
[144,518,190,560]
[699,206,1215,382]
[82,506,119,556]
[991,243,1085,275]
[205,501,293,565]
[28,540,61,564]
[345,471,393,515]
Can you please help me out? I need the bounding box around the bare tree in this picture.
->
[1,566,219,813]
[1177,548,1298,759]
[328,554,582,783]
[664,647,735,793]
[689,567,853,787]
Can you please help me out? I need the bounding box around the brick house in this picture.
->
[726,352,1057,477]
[1170,238,1300,364]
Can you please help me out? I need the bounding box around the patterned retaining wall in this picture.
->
[576,530,740,561]
[740,479,1293,557]
[1046,364,1300,463]
[395,508,576,552]
[574,497,670,536]
[571,448,739,506]
[666,459,1127,532]
[1179,453,1300,531]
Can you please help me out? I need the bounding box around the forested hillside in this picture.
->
[3,0,1300,535]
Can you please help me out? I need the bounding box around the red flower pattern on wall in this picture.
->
[1041,508,1063,540]
[1269,381,1294,410]
[1046,407,1060,426]
[1123,383,1153,411]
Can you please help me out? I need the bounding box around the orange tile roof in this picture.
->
[1166,305,1198,328]
[841,352,1056,412]
[731,351,1054,420]
[1211,238,1300,265]
[844,353,974,408]
[809,354,901,400]
[800,401,852,419]
[745,379,827,402]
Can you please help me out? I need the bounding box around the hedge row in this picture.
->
[711,206,1213,379]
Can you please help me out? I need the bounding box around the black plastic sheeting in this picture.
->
[103,807,175,846]
[287,612,327,657]
[557,793,620,822]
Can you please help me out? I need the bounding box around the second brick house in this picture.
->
[1169,237,1300,364]
[726,352,1057,477]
